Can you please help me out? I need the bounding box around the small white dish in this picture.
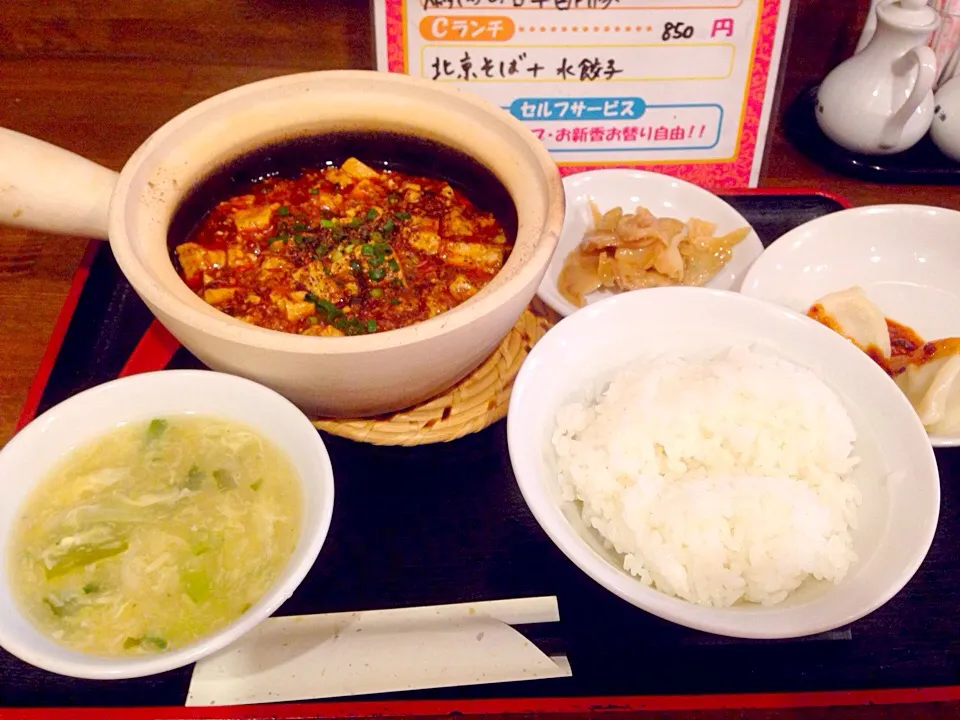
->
[508,287,939,639]
[0,370,334,680]
[536,169,764,317]
[739,204,960,447]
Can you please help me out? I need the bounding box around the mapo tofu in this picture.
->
[174,157,511,336]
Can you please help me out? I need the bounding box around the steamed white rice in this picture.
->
[552,345,862,608]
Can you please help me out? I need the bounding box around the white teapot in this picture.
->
[816,0,939,155]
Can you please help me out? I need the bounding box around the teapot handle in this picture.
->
[881,45,938,150]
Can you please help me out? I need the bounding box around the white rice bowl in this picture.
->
[507,287,939,639]
[552,346,862,608]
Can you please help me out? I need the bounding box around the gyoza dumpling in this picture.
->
[807,286,892,359]
[894,339,960,435]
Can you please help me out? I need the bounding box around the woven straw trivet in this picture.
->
[312,299,561,446]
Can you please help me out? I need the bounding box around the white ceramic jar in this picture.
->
[931,75,960,160]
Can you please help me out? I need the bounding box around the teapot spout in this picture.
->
[880,45,938,149]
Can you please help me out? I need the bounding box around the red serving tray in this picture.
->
[10,188,960,719]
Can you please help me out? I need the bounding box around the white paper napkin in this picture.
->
[186,596,569,707]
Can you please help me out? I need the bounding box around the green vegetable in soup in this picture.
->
[147,418,168,440]
[124,635,167,651]
[44,537,129,579]
[43,594,78,618]
[213,469,236,491]
[182,566,213,604]
[186,465,205,490]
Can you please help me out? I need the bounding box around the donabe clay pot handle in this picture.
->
[0,127,118,240]
[881,46,938,150]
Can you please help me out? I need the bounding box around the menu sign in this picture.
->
[373,0,790,187]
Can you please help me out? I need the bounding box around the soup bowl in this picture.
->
[0,370,334,679]
[0,70,565,417]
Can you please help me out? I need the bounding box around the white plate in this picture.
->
[536,169,764,317]
[740,204,960,447]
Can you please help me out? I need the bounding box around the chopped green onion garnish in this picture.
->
[388,259,400,271]
[361,244,374,256]
[309,187,320,195]
[349,259,362,274]
[382,219,395,233]
[366,208,378,221]
[389,298,401,305]
[394,211,411,220]
[369,267,386,281]
[305,292,319,304]
[319,218,336,229]
[370,288,382,298]
[307,315,319,325]
[315,298,341,319]
[366,319,377,332]
[276,206,291,216]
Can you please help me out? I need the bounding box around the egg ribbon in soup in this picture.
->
[8,416,302,657]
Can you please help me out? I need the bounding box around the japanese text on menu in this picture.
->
[379,0,785,185]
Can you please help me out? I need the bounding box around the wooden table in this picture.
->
[1,1,959,717]
[4,0,958,448]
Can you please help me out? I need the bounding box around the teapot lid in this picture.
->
[877,0,940,30]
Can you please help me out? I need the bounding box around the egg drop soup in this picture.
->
[7,415,302,657]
